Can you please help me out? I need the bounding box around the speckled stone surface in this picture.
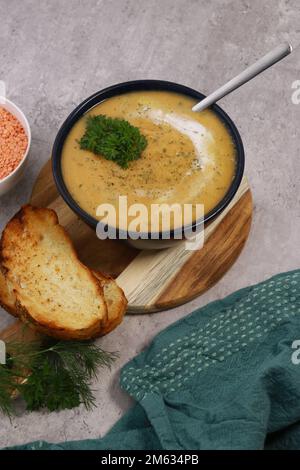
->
[0,0,299,448]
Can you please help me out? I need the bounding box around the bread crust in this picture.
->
[0,267,18,317]
[15,300,105,340]
[0,205,108,340]
[93,271,127,335]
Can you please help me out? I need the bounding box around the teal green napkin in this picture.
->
[6,270,300,450]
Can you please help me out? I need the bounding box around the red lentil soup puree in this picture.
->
[62,91,236,230]
[0,107,28,180]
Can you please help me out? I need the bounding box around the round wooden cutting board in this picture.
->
[30,161,253,313]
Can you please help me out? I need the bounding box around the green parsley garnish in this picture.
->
[79,114,148,169]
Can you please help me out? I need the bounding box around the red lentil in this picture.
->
[0,107,28,180]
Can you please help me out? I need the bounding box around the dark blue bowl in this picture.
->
[52,80,245,239]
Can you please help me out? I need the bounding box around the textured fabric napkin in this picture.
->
[6,269,300,450]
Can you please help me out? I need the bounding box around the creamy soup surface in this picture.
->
[62,91,236,230]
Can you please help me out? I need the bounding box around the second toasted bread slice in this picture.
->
[93,271,127,335]
[0,205,107,340]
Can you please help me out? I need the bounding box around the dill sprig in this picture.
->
[79,114,147,168]
[0,365,15,416]
[0,336,118,416]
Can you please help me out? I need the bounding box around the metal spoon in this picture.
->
[192,42,292,113]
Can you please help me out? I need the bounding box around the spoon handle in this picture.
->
[192,42,292,112]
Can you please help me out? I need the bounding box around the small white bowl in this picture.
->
[0,98,31,196]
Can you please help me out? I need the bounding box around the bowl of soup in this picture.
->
[52,80,244,248]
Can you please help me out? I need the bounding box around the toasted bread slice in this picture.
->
[0,205,107,340]
[93,271,127,335]
[0,267,127,336]
[0,267,17,317]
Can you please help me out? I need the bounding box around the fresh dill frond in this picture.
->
[0,341,41,417]
[0,336,118,416]
[79,114,148,168]
[0,364,14,416]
